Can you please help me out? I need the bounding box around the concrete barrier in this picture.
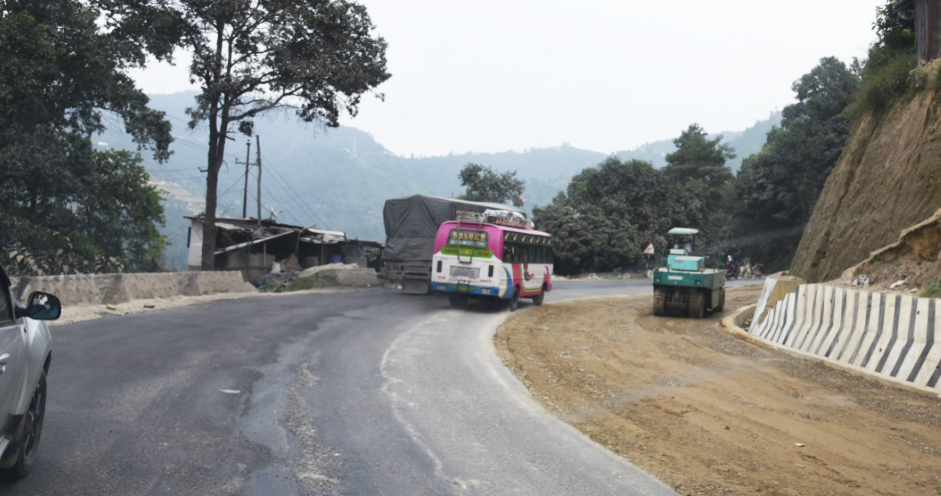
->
[10,271,256,306]
[749,272,805,334]
[736,282,941,395]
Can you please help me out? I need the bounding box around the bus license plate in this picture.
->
[450,266,479,278]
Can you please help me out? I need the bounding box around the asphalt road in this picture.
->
[0,278,761,496]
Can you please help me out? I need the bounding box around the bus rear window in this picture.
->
[447,229,488,248]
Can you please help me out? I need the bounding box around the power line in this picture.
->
[162,112,191,124]
[262,164,320,227]
[260,151,331,230]
[100,113,322,228]
[251,169,303,225]
[163,224,189,240]
[220,171,247,197]
[246,183,303,226]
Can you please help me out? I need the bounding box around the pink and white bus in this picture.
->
[429,211,553,310]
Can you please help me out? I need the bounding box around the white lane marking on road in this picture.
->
[219,389,241,394]
[380,314,449,480]
[379,297,681,495]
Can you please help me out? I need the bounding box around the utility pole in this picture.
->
[256,135,262,226]
[239,140,251,218]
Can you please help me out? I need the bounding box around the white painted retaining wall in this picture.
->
[750,284,941,393]
[10,272,256,306]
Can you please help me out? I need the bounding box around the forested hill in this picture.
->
[615,111,782,172]
[95,91,779,268]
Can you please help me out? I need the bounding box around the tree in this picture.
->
[458,163,525,207]
[734,57,858,270]
[75,150,168,272]
[663,124,735,188]
[532,200,637,275]
[160,0,390,269]
[0,0,180,274]
[662,124,739,247]
[0,1,177,159]
[534,157,719,275]
[3,149,168,275]
[846,0,916,117]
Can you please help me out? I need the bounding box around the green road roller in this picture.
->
[652,228,725,318]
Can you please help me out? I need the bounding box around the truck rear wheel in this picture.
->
[653,288,666,316]
[689,290,704,319]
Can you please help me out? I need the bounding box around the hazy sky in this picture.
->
[130,0,885,157]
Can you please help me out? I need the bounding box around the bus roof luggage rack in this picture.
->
[456,210,528,229]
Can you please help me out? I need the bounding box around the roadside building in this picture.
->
[185,215,381,284]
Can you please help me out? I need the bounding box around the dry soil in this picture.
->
[494,287,941,496]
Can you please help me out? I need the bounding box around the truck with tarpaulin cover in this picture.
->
[382,195,526,294]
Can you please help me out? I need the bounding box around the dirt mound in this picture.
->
[495,288,941,496]
[837,208,941,293]
[790,90,941,283]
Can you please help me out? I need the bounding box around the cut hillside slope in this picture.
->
[791,90,941,283]
[837,207,941,293]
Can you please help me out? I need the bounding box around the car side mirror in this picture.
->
[22,291,62,321]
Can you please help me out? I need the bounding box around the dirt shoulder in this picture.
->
[494,287,941,496]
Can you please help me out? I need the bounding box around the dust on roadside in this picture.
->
[494,287,941,496]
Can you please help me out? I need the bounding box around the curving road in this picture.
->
[0,279,760,495]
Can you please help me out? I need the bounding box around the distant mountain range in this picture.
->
[94,91,781,269]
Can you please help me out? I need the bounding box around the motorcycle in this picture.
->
[725,261,739,280]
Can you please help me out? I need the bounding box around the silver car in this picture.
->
[0,263,60,480]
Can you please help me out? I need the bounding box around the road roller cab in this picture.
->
[652,228,725,319]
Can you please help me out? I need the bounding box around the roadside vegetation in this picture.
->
[457,164,525,207]
[281,275,334,292]
[1,0,389,277]
[1,0,174,275]
[530,0,926,276]
[921,278,941,298]
[845,0,917,119]
[514,0,941,277]
[533,53,859,277]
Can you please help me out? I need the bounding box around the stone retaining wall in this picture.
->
[10,272,256,306]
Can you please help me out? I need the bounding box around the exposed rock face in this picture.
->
[839,208,941,291]
[791,91,941,283]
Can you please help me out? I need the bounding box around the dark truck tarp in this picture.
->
[383,195,525,262]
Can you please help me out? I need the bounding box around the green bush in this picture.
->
[844,0,917,119]
[845,51,917,119]
[921,279,941,298]
[282,275,332,292]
